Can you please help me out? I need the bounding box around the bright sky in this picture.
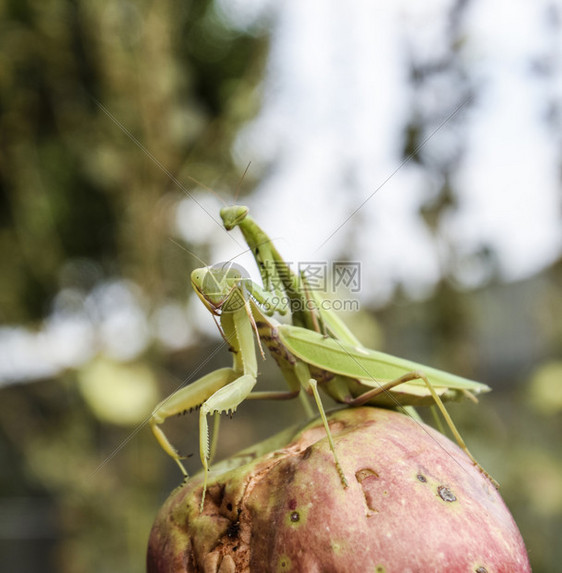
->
[215,0,562,303]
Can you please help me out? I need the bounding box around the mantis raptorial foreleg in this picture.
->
[198,372,258,507]
[208,413,221,467]
[150,364,259,505]
[150,287,262,509]
[150,367,238,476]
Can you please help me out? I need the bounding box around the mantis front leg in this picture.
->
[150,366,260,512]
[150,367,239,477]
[151,294,262,510]
[198,372,258,510]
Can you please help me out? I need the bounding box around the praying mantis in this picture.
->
[150,206,496,511]
[219,204,496,471]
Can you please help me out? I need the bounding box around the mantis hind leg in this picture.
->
[348,371,498,489]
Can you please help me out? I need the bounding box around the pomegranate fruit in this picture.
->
[147,407,530,572]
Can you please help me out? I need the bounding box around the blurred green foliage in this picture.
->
[0,0,265,323]
[0,1,560,572]
[0,1,269,571]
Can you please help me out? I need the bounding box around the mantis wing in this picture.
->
[278,324,490,395]
[306,290,363,346]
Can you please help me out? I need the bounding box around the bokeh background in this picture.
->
[1,1,561,571]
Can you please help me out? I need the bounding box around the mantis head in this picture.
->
[191,262,249,314]
[220,205,249,231]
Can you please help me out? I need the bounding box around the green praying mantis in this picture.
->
[219,205,496,475]
[150,206,496,511]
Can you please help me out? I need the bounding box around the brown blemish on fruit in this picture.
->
[207,482,227,508]
[277,555,292,571]
[355,468,379,482]
[270,457,298,490]
[355,468,380,514]
[437,485,457,502]
[226,520,240,539]
[475,567,488,573]
[284,501,309,528]
[417,474,427,483]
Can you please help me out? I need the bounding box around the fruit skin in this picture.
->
[147,407,530,573]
